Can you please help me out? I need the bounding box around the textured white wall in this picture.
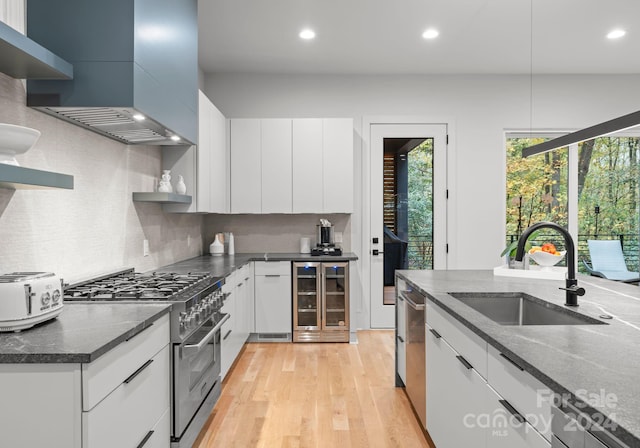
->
[0,74,203,283]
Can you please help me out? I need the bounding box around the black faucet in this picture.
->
[515,221,585,306]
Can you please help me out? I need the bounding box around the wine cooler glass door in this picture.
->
[323,263,349,331]
[294,263,321,330]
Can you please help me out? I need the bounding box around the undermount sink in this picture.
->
[447,292,606,326]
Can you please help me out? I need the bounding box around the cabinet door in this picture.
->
[323,118,353,212]
[209,100,228,213]
[292,119,323,213]
[255,273,292,333]
[262,119,292,213]
[230,119,261,213]
[426,323,486,447]
[484,384,551,448]
[396,294,406,384]
[196,90,212,212]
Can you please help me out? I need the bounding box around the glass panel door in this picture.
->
[294,263,320,330]
[323,263,348,329]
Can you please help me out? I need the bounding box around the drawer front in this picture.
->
[485,382,552,448]
[255,261,291,276]
[426,300,488,378]
[83,345,170,448]
[220,316,234,380]
[141,407,170,448]
[82,314,170,411]
[488,344,552,441]
[397,336,406,384]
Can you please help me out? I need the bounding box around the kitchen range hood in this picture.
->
[25,0,197,146]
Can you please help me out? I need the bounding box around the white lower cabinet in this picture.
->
[221,263,254,380]
[254,261,292,334]
[396,294,406,384]
[426,323,487,447]
[425,300,551,448]
[0,314,170,448]
[83,345,170,448]
[484,383,551,448]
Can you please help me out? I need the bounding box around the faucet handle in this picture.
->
[559,285,586,296]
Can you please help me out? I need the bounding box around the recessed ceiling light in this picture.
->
[170,135,181,142]
[132,114,145,121]
[422,28,439,39]
[607,29,626,39]
[299,29,316,40]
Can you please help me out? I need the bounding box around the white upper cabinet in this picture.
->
[292,119,324,213]
[261,119,292,213]
[322,118,353,213]
[229,117,353,214]
[163,90,228,213]
[230,119,262,213]
[208,96,228,213]
[196,91,212,212]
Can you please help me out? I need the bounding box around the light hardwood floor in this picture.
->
[194,330,431,448]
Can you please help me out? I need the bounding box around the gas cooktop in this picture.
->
[64,269,213,302]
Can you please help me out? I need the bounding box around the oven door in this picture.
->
[173,313,229,438]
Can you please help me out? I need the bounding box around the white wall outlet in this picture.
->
[335,231,343,243]
[143,239,149,257]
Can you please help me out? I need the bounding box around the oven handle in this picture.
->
[182,313,230,358]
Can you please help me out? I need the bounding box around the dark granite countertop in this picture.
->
[152,252,358,279]
[0,303,170,364]
[397,270,640,447]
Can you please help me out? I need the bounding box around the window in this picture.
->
[506,133,640,273]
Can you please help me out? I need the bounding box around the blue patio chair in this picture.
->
[582,240,640,283]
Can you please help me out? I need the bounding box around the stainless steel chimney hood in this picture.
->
[25,0,197,146]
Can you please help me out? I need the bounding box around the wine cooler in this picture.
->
[293,261,349,342]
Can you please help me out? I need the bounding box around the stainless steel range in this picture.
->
[64,268,228,448]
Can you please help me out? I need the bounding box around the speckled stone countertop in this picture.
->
[0,303,170,364]
[152,252,358,279]
[397,270,640,447]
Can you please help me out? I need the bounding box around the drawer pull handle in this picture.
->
[223,329,232,340]
[500,352,525,371]
[499,399,526,424]
[125,322,153,342]
[397,335,405,343]
[124,359,154,384]
[429,329,442,339]
[265,274,281,278]
[456,355,473,370]
[136,430,154,448]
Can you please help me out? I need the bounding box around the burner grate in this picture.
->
[64,271,212,301]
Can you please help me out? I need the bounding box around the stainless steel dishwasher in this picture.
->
[401,287,427,428]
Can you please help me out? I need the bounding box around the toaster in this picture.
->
[0,272,64,332]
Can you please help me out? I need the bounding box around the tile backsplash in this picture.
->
[0,74,203,283]
[203,213,351,254]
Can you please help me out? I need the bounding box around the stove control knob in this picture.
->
[187,313,196,328]
[51,290,61,305]
[194,311,202,324]
[41,292,51,306]
[179,312,188,330]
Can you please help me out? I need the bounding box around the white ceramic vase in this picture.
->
[209,234,224,256]
[176,175,187,195]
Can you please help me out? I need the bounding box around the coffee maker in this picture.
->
[311,219,342,256]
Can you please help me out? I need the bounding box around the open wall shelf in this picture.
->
[132,192,192,204]
[0,21,73,80]
[0,164,74,190]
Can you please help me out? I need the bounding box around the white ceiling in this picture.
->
[198,0,640,75]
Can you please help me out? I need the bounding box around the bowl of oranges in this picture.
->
[528,243,566,268]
